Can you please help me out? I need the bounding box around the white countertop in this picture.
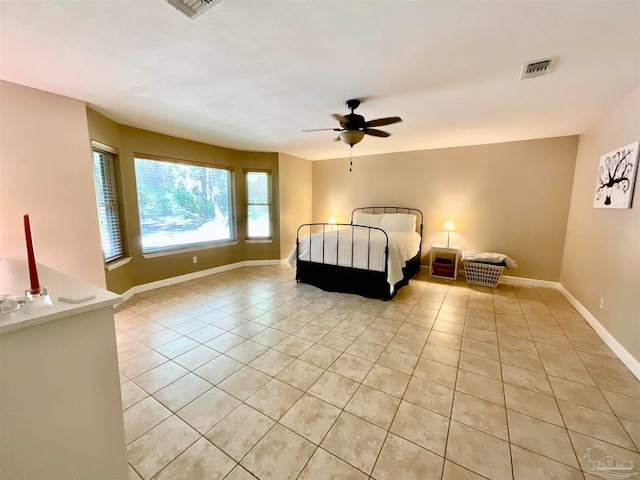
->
[0,259,122,335]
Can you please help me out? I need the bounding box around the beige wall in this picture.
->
[86,108,281,293]
[278,153,312,259]
[560,86,640,362]
[313,136,579,281]
[0,81,106,287]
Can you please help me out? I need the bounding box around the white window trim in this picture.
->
[105,256,132,271]
[141,240,239,259]
[92,141,126,264]
[244,169,273,241]
[91,140,119,155]
[134,155,238,254]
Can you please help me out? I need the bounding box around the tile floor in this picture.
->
[115,266,640,480]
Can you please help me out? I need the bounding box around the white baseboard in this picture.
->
[454,268,560,289]
[121,289,136,302]
[557,285,639,381]
[419,266,559,289]
[120,259,282,302]
[499,274,560,289]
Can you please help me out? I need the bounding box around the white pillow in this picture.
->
[380,213,416,232]
[352,212,383,228]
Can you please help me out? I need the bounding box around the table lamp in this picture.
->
[444,221,455,247]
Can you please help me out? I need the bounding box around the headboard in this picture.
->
[351,206,424,237]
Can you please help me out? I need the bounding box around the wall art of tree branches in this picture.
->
[593,140,639,209]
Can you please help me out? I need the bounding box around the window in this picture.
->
[134,156,236,253]
[92,143,125,263]
[245,169,273,239]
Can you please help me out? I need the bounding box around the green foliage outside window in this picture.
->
[134,157,235,252]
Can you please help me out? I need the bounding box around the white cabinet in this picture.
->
[0,260,127,480]
[429,244,460,280]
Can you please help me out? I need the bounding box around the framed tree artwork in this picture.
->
[593,140,640,209]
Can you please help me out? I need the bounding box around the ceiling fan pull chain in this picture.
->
[349,146,353,172]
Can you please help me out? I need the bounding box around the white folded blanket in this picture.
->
[462,251,518,269]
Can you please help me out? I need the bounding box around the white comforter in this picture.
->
[287,227,421,293]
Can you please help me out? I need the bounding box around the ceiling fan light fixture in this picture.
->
[339,130,365,146]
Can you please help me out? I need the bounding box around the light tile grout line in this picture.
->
[449,283,516,478]
[438,281,466,480]
[507,287,608,475]
[516,285,592,474]
[138,320,361,477]
[526,286,637,461]
[132,283,476,474]
[492,286,520,478]
[513,285,583,472]
[128,330,633,428]
[116,269,639,480]
[366,284,447,478]
[125,282,416,478]
[233,303,380,478]
[539,297,640,465]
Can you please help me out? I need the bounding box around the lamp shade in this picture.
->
[444,221,455,232]
[339,130,365,146]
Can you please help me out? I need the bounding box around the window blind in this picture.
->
[93,149,125,262]
[134,157,237,253]
[244,170,272,239]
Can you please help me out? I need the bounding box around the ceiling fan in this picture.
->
[302,99,402,146]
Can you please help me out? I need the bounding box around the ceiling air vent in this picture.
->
[166,0,223,19]
[520,58,555,80]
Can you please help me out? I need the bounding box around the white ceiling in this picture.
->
[1,0,639,160]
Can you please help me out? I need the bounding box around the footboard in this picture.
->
[295,223,391,299]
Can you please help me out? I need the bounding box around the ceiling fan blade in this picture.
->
[302,128,340,132]
[364,128,391,138]
[364,116,402,128]
[331,113,347,124]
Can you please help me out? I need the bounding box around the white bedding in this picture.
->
[287,226,421,293]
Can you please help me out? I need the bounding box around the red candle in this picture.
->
[24,214,40,290]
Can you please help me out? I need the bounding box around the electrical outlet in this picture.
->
[192,256,198,264]
[599,297,604,310]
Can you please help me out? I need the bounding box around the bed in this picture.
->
[288,207,423,299]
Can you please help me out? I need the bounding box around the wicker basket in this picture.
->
[463,261,505,288]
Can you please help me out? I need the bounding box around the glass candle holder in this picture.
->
[26,286,48,299]
[24,286,53,312]
[0,295,21,314]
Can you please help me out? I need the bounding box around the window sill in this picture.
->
[141,241,239,259]
[105,257,132,271]
[245,239,274,244]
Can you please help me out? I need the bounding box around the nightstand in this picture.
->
[430,244,460,280]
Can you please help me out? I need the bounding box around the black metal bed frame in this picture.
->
[295,207,424,300]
